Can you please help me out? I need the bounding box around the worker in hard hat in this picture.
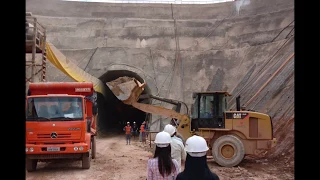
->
[147,131,179,179]
[123,122,133,145]
[163,124,186,172]
[132,121,139,140]
[139,121,146,143]
[176,135,220,180]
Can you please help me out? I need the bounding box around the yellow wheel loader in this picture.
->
[106,77,277,167]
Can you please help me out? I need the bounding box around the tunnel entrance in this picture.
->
[97,70,151,135]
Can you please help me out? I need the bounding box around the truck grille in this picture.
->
[27,153,82,160]
[37,133,72,139]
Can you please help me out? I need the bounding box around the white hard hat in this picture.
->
[185,135,209,157]
[154,131,171,148]
[163,124,176,136]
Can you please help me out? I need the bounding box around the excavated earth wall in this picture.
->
[26,0,294,161]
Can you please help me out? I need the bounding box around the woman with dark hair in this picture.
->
[176,135,220,180]
[147,131,179,180]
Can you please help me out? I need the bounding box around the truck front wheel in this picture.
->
[26,158,37,172]
[92,136,96,159]
[82,152,91,169]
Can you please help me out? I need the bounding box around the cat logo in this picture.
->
[233,113,242,119]
[232,112,248,119]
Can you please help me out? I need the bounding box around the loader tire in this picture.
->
[92,136,96,159]
[26,158,37,172]
[212,135,245,167]
[82,151,91,169]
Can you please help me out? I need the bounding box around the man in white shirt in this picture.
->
[163,124,187,172]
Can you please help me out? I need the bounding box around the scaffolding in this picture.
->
[25,12,47,85]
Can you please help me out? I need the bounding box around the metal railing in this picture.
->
[26,15,46,50]
[145,131,159,148]
[25,12,47,84]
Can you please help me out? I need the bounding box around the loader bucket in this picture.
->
[106,76,146,105]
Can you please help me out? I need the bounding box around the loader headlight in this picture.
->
[79,146,84,151]
[74,147,78,151]
[26,148,28,152]
[30,147,34,152]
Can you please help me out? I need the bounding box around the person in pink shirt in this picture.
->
[147,131,179,180]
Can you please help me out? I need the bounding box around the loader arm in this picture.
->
[106,76,193,140]
[131,101,193,140]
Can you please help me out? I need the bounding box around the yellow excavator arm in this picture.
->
[130,100,193,140]
[106,76,193,140]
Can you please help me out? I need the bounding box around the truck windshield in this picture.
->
[26,97,83,121]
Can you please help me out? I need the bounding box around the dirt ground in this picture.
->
[26,134,294,180]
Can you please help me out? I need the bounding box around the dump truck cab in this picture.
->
[25,82,98,172]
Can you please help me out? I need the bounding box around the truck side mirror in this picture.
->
[92,102,98,115]
[86,118,91,133]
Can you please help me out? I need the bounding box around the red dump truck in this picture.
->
[25,82,98,172]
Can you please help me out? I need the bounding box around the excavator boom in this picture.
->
[131,101,186,120]
[106,76,193,140]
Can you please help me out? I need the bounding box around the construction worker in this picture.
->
[176,135,220,180]
[169,121,183,143]
[123,122,133,145]
[163,124,186,172]
[147,131,179,179]
[139,121,146,142]
[132,121,139,140]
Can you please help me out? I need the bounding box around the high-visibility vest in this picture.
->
[140,124,145,133]
[125,126,132,134]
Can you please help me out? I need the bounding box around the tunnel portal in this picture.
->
[96,70,151,135]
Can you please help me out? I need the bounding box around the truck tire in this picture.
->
[26,158,37,172]
[82,151,91,169]
[212,135,245,167]
[92,136,96,159]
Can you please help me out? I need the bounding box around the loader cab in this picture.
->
[191,91,231,130]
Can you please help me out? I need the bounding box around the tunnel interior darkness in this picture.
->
[97,70,151,134]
